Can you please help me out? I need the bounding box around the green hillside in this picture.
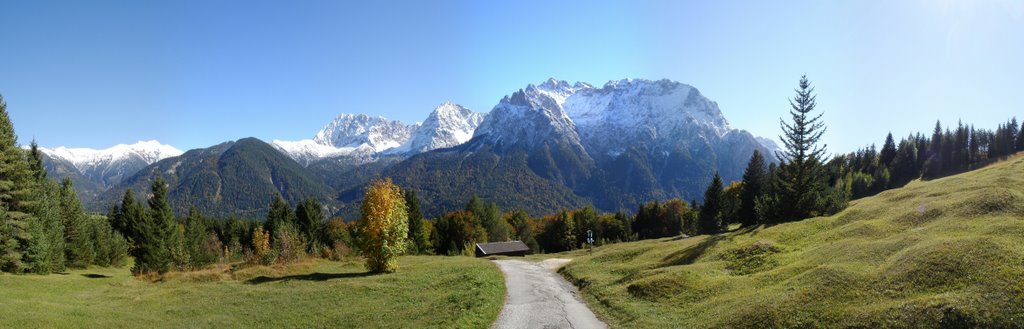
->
[560,154,1024,328]
[0,256,504,328]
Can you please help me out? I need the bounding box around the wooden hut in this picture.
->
[475,241,531,257]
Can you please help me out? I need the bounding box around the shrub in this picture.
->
[248,227,275,266]
[273,223,306,264]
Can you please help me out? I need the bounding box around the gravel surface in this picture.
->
[491,258,607,329]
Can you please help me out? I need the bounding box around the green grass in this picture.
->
[561,154,1024,328]
[0,256,505,328]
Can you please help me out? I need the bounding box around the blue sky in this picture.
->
[1,0,1022,153]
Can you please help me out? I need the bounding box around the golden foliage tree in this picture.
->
[357,178,408,273]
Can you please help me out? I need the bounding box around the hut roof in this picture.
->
[475,241,530,256]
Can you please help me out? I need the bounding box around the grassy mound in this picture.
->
[561,154,1024,328]
[0,256,504,328]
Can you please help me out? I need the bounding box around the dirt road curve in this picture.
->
[491,258,607,329]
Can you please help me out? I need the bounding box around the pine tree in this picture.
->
[737,150,766,227]
[27,140,46,182]
[113,189,146,245]
[1017,120,1024,152]
[294,197,323,251]
[265,194,294,239]
[776,75,829,221]
[59,177,93,268]
[969,125,980,165]
[698,172,724,234]
[879,132,897,168]
[132,176,176,274]
[403,190,430,254]
[22,141,64,273]
[184,207,215,266]
[1010,117,1019,151]
[0,94,41,273]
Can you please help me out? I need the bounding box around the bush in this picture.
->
[322,241,353,261]
[248,227,275,266]
[273,223,306,264]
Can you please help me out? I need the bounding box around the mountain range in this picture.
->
[40,78,778,218]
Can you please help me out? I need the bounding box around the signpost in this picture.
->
[587,229,594,255]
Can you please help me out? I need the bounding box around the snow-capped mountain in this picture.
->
[312,114,415,152]
[478,78,777,163]
[472,85,586,155]
[39,140,183,189]
[535,78,734,157]
[274,103,485,166]
[401,102,484,154]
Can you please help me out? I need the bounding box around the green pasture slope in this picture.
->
[562,155,1024,328]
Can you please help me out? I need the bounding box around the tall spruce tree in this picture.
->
[698,172,724,234]
[776,75,829,221]
[879,132,897,168]
[1017,120,1024,152]
[265,194,295,239]
[21,141,64,273]
[403,190,430,254]
[132,176,176,274]
[0,94,42,273]
[294,197,324,250]
[59,177,93,268]
[738,150,766,227]
[113,188,146,244]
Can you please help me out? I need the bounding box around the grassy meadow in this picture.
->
[560,155,1024,328]
[0,256,504,328]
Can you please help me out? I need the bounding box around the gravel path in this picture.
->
[491,258,607,329]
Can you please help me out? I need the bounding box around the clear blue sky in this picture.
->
[1,1,1022,153]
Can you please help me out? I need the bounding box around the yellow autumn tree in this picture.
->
[357,178,408,273]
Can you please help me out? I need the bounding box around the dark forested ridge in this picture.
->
[98,138,336,218]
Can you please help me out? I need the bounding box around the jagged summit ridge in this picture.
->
[274,102,485,165]
[40,140,183,172]
[402,102,485,154]
[39,140,183,188]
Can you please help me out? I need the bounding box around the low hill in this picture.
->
[560,154,1024,328]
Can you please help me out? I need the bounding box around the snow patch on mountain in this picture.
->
[41,140,183,172]
[472,84,584,153]
[275,103,485,165]
[39,140,183,188]
[400,102,484,154]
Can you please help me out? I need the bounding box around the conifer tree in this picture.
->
[738,150,766,227]
[698,172,724,234]
[294,198,324,251]
[131,177,176,274]
[0,94,41,273]
[184,207,214,266]
[403,190,430,254]
[21,141,64,273]
[27,140,46,182]
[1017,120,1024,152]
[113,189,146,244]
[265,194,294,239]
[59,177,93,268]
[879,132,897,168]
[776,75,829,221]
